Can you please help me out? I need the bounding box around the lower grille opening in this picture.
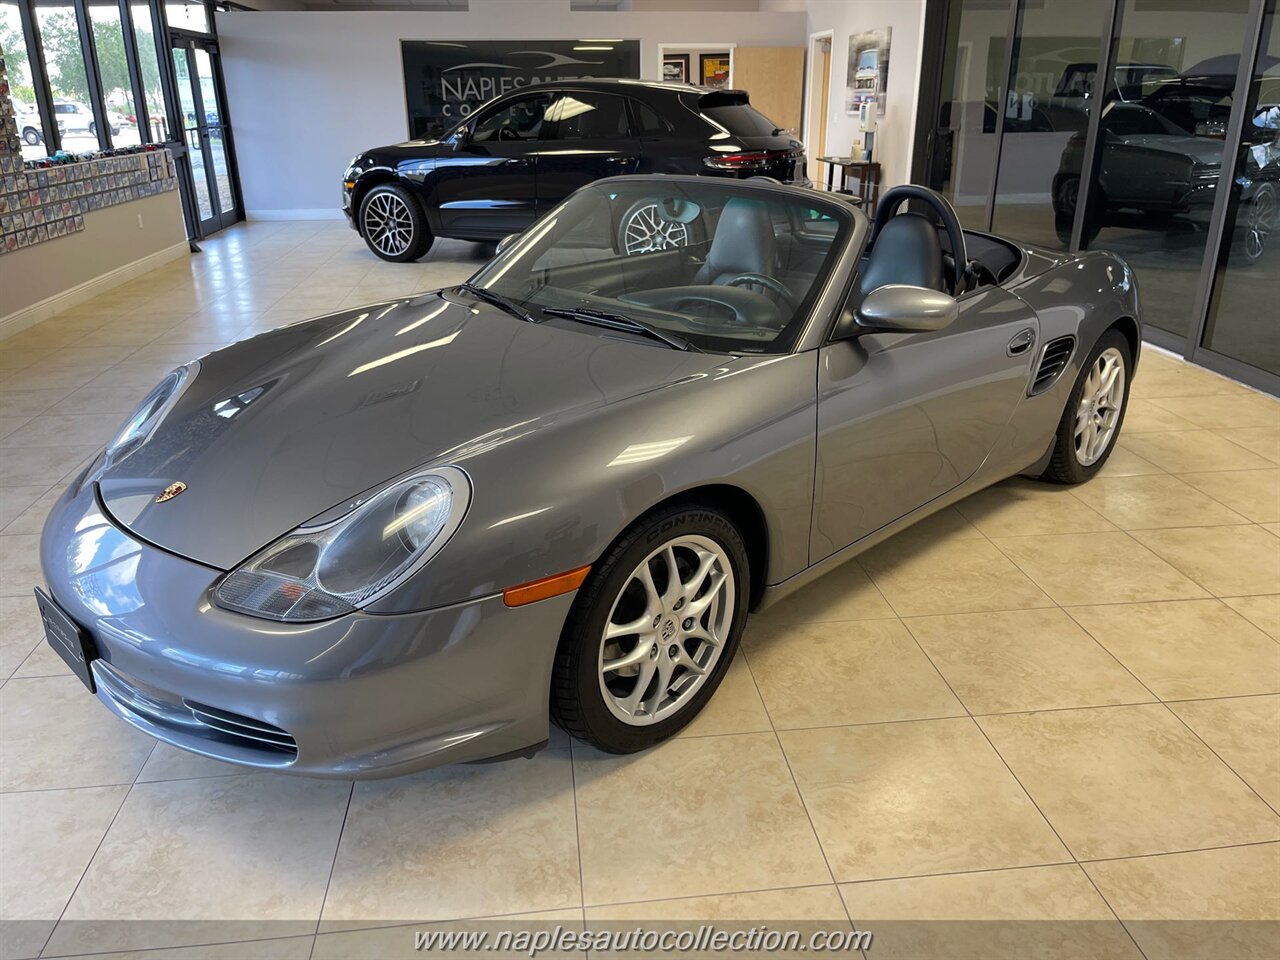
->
[182,700,298,755]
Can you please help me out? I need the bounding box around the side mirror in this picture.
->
[495,232,520,255]
[854,284,958,334]
[452,125,472,146]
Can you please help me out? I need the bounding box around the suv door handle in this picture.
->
[1007,328,1036,356]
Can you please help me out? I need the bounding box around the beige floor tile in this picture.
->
[0,486,61,536]
[1221,425,1280,464]
[1264,522,1280,538]
[677,656,771,738]
[0,485,47,530]
[48,774,351,956]
[574,733,830,904]
[752,560,894,626]
[1084,844,1280,960]
[978,704,1280,860]
[0,675,156,791]
[0,443,98,487]
[991,532,1208,606]
[1178,469,1280,524]
[314,912,581,960]
[743,618,963,728]
[1132,525,1280,597]
[840,865,1139,960]
[779,718,1069,882]
[12,629,71,678]
[321,741,580,926]
[906,608,1154,714]
[955,479,1115,538]
[1068,599,1280,700]
[1121,431,1275,473]
[1070,474,1250,529]
[1129,366,1248,399]
[0,534,44,596]
[860,536,1052,618]
[1121,399,1199,434]
[1169,696,1280,810]
[0,388,67,418]
[1096,445,1166,477]
[0,595,42,680]
[135,743,248,783]
[0,785,128,959]
[1150,392,1280,430]
[0,415,121,450]
[44,383,152,416]
[1222,594,1280,639]
[58,937,317,960]
[585,885,848,921]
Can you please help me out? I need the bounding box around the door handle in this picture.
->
[1007,328,1036,356]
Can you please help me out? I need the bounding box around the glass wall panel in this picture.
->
[926,0,1013,229]
[33,1,100,151]
[990,0,1109,250]
[1200,8,1280,375]
[86,1,138,147]
[1,1,53,159]
[129,2,166,141]
[1079,0,1252,338]
[164,1,207,33]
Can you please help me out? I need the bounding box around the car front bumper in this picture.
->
[38,480,570,778]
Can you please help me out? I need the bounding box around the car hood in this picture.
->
[96,293,723,570]
[1115,134,1224,166]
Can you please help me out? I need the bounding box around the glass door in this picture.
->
[171,35,238,234]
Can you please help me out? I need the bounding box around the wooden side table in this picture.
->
[817,157,883,215]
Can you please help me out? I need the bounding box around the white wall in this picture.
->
[803,0,926,189]
[216,1,807,217]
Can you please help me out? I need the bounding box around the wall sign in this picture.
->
[401,40,641,139]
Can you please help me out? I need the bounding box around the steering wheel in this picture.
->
[498,125,519,142]
[724,273,800,311]
[868,185,969,297]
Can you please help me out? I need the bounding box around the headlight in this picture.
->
[84,363,198,486]
[212,465,470,622]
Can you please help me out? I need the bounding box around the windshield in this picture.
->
[466,180,848,354]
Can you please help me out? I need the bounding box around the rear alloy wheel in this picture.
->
[552,503,748,753]
[1041,329,1131,484]
[359,183,434,263]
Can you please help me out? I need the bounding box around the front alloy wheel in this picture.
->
[359,183,433,263]
[552,503,748,753]
[598,535,734,726]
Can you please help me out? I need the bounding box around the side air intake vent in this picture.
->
[1030,336,1076,396]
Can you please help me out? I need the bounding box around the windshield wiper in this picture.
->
[541,307,697,352]
[459,282,538,323]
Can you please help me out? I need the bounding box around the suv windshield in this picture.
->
[466,180,848,354]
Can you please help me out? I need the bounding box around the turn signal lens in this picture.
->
[503,565,591,607]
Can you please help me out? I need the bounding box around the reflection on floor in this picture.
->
[1,220,1278,959]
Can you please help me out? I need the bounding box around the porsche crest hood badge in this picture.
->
[154,481,188,503]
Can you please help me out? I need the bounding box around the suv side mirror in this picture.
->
[452,125,472,146]
[851,284,958,334]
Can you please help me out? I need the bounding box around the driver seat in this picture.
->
[693,198,778,286]
[856,212,946,297]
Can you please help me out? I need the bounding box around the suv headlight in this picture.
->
[213,465,470,622]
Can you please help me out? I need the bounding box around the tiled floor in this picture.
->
[1,221,1278,959]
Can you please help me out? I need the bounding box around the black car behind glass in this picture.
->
[341,78,807,262]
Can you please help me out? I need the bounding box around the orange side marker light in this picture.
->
[503,565,592,607]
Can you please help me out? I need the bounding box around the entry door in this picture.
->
[171,38,239,234]
[810,286,1039,560]
[535,92,640,214]
[434,93,551,238]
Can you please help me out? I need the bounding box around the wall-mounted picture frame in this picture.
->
[700,53,731,89]
[662,54,690,84]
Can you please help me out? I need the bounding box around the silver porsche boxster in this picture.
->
[36,177,1140,777]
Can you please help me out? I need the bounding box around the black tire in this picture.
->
[358,182,434,263]
[22,127,41,146]
[88,121,97,137]
[1041,328,1132,485]
[551,502,750,753]
[615,197,707,256]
